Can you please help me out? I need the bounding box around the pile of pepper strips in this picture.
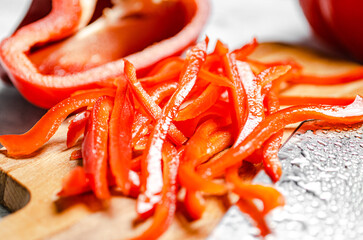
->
[1,38,363,239]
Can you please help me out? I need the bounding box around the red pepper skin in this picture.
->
[70,149,82,160]
[67,110,90,148]
[136,39,207,218]
[0,0,210,108]
[223,53,248,139]
[232,38,259,60]
[109,80,134,195]
[236,198,271,237]
[125,61,187,146]
[0,89,115,157]
[226,166,284,215]
[57,166,89,197]
[199,95,363,178]
[279,96,356,106]
[131,142,180,240]
[82,96,114,200]
[175,83,224,121]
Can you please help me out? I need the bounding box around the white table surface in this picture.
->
[0,0,323,218]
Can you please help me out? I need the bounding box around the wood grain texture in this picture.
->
[0,43,362,240]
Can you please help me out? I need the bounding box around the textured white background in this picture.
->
[0,0,320,218]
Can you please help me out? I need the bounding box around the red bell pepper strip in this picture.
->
[57,166,89,197]
[232,38,259,60]
[199,95,363,177]
[291,67,363,85]
[148,81,179,105]
[0,90,115,157]
[236,198,271,237]
[184,190,206,220]
[179,118,232,195]
[198,69,234,88]
[222,53,248,139]
[279,95,356,105]
[174,100,231,137]
[82,96,114,199]
[226,165,284,215]
[136,39,208,218]
[139,58,183,86]
[58,166,141,198]
[175,83,225,121]
[67,110,90,148]
[70,149,82,160]
[131,142,180,240]
[108,79,134,195]
[233,61,261,146]
[125,60,187,146]
[260,66,292,182]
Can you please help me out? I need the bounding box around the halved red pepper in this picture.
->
[0,0,209,108]
[0,89,115,156]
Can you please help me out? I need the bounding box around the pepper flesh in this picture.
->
[82,96,114,199]
[0,89,115,157]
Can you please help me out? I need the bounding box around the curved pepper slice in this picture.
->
[179,118,233,195]
[136,39,207,218]
[67,110,90,148]
[0,89,115,157]
[199,95,363,177]
[125,61,187,146]
[0,0,210,108]
[131,142,179,240]
[175,83,224,121]
[236,198,271,237]
[226,166,284,215]
[109,79,134,195]
[82,96,114,199]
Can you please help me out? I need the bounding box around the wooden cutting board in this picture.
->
[0,43,362,240]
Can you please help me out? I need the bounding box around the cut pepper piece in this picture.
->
[199,95,363,177]
[67,110,90,148]
[0,90,115,157]
[136,39,208,218]
[82,96,114,199]
[109,79,134,195]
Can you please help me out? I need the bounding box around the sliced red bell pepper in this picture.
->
[125,61,187,146]
[199,95,363,177]
[131,142,180,240]
[291,67,363,85]
[70,149,82,160]
[179,118,233,195]
[57,166,89,197]
[82,96,114,199]
[108,79,134,195]
[184,190,206,220]
[233,61,262,145]
[222,53,248,139]
[226,165,284,215]
[148,81,179,105]
[136,39,208,218]
[236,198,271,237]
[175,83,225,121]
[279,95,356,105]
[139,58,183,86]
[232,38,259,60]
[0,0,210,108]
[67,110,90,148]
[0,89,115,157]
